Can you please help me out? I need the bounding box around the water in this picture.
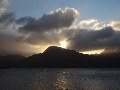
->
[0,69,120,90]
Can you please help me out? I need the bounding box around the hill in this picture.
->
[0,46,120,68]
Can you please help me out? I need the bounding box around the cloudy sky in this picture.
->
[0,0,120,56]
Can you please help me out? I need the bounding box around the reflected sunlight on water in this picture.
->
[0,69,120,90]
[54,71,69,90]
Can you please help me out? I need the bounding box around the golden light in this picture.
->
[55,71,69,90]
[60,40,67,49]
[81,49,105,55]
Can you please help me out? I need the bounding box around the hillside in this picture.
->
[0,46,120,68]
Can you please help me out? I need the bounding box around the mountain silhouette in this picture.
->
[43,46,81,55]
[0,46,120,68]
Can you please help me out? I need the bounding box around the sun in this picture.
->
[60,40,67,48]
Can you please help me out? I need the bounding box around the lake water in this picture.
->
[0,68,120,90]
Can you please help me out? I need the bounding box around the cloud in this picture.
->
[0,33,24,54]
[24,31,61,46]
[0,7,120,55]
[0,7,78,55]
[72,19,106,30]
[19,7,79,33]
[78,19,97,27]
[0,32,48,56]
[90,22,103,30]
[108,20,120,31]
[67,27,120,51]
[0,0,9,15]
[0,13,15,24]
[0,12,18,36]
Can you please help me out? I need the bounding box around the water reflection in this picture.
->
[54,71,70,90]
[0,69,120,90]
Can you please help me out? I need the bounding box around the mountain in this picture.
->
[0,46,120,68]
[26,46,86,68]
[43,46,81,55]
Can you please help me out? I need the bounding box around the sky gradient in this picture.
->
[9,0,120,21]
[0,0,120,56]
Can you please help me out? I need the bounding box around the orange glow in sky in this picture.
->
[81,49,105,55]
[60,40,67,49]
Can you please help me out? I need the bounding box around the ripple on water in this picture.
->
[0,69,120,90]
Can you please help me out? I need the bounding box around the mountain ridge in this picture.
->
[0,46,120,68]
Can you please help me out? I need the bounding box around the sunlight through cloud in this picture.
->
[60,40,67,49]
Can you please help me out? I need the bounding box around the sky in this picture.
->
[9,0,120,21]
[0,0,120,56]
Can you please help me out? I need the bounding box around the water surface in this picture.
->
[0,68,120,90]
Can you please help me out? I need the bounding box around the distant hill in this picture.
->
[0,46,120,68]
[0,55,25,68]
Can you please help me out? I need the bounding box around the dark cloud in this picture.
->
[1,7,120,55]
[16,16,36,25]
[67,27,120,51]
[0,13,15,25]
[0,7,79,55]
[18,8,79,33]
[0,13,15,22]
[24,31,61,46]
